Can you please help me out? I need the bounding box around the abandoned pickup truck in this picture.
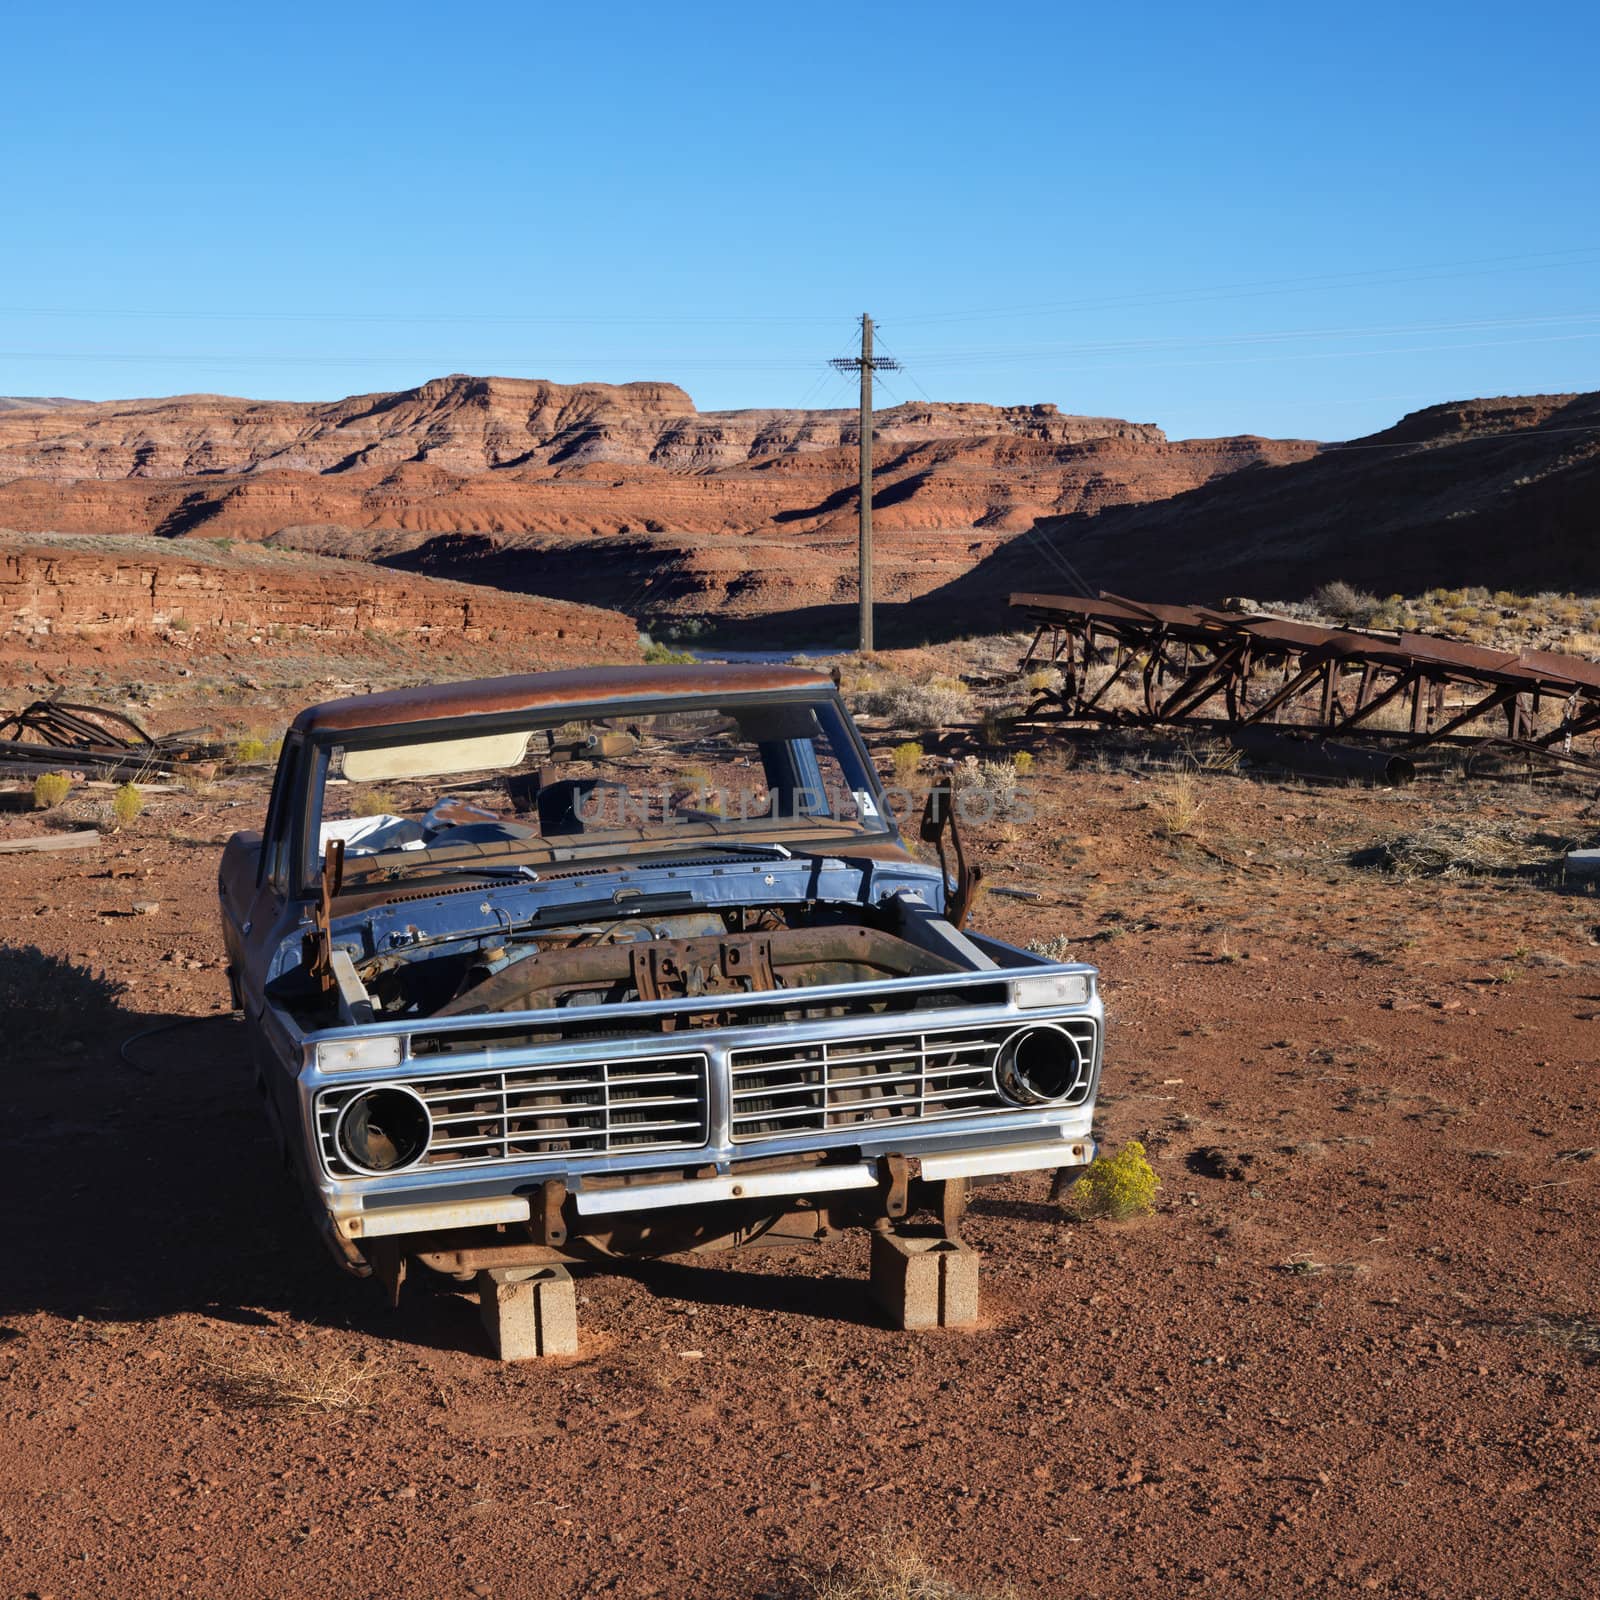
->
[219,664,1102,1354]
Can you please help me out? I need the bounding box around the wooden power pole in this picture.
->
[831,314,900,653]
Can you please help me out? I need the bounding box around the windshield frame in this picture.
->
[289,685,897,897]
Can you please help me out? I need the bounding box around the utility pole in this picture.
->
[831,314,900,653]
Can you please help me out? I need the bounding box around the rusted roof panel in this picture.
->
[292,663,835,736]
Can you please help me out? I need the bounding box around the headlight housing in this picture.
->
[334,1084,432,1174]
[995,1023,1085,1105]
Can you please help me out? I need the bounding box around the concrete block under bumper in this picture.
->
[870,1232,979,1331]
[477,1265,579,1361]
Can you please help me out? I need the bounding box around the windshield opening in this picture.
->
[302,693,890,891]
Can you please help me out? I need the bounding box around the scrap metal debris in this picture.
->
[0,699,221,781]
[1012,591,1600,774]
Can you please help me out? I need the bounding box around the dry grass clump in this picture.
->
[1150,773,1204,840]
[1311,580,1382,626]
[198,1345,385,1413]
[1482,1314,1600,1364]
[1071,1139,1161,1220]
[31,771,72,810]
[954,755,1020,816]
[810,1536,1014,1600]
[890,740,924,781]
[110,782,143,829]
[1026,932,1074,962]
[1353,817,1575,879]
[229,730,283,766]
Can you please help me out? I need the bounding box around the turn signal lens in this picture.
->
[1011,973,1090,1009]
[315,1035,403,1073]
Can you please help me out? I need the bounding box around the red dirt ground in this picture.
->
[2,731,1597,1599]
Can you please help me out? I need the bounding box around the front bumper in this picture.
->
[337,1128,1096,1242]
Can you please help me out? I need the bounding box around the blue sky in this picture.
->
[2,0,1596,440]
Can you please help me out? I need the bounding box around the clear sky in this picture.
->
[3,0,1596,441]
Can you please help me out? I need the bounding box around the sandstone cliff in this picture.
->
[0,374,1314,624]
[0,375,1311,547]
[0,531,638,690]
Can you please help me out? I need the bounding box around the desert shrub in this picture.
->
[1012,750,1035,776]
[859,677,973,731]
[231,736,269,765]
[890,741,923,781]
[955,756,1019,816]
[1310,580,1381,626]
[31,771,72,810]
[1150,773,1204,840]
[111,782,143,828]
[810,1535,1013,1600]
[168,615,192,632]
[642,639,696,665]
[1071,1139,1160,1220]
[1024,667,1061,694]
[1026,932,1073,962]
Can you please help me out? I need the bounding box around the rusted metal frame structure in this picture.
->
[0,698,221,780]
[1010,592,1600,769]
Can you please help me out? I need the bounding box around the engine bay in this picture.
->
[286,900,969,1030]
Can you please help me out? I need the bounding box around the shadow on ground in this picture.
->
[0,989,490,1354]
[622,1256,881,1328]
[0,973,892,1352]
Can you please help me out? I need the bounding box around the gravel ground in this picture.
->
[3,741,1598,1599]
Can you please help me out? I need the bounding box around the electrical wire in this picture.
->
[890,246,1600,327]
[118,1011,234,1075]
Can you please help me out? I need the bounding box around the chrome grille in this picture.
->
[728,1019,1095,1143]
[317,1053,709,1175]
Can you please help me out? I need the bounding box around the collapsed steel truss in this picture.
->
[1012,592,1600,771]
[0,699,221,781]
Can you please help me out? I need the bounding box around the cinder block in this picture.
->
[870,1231,980,1330]
[477,1265,579,1360]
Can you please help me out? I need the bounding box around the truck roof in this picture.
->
[290,662,836,736]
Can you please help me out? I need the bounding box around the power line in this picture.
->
[890,246,1600,327]
[7,314,1596,380]
[3,246,1595,335]
[891,311,1600,367]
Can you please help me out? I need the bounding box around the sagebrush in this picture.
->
[1071,1139,1160,1220]
[31,771,71,810]
[111,782,143,828]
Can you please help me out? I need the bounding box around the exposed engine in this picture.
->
[341,904,963,1026]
